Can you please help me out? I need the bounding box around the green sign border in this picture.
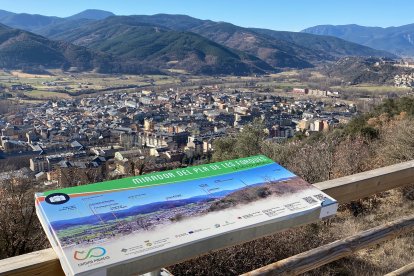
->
[40,155,274,196]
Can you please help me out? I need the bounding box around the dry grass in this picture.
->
[23,90,71,99]
[331,85,411,94]
[306,188,414,276]
[10,70,53,78]
[167,187,414,275]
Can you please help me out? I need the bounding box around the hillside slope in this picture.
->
[48,17,275,75]
[322,57,414,84]
[190,22,316,69]
[0,24,161,74]
[101,14,396,65]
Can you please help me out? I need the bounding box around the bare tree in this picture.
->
[0,176,47,259]
[377,118,414,165]
[332,136,372,178]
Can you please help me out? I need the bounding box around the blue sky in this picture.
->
[0,0,412,31]
[41,163,295,221]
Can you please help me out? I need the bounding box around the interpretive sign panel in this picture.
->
[35,155,337,276]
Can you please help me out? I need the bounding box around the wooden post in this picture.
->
[241,214,414,276]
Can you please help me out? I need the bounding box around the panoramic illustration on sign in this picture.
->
[36,155,337,276]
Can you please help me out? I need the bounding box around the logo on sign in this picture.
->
[73,247,106,260]
[45,193,70,205]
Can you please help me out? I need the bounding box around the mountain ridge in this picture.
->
[47,16,275,75]
[65,9,115,21]
[0,24,163,75]
[302,23,414,57]
[251,28,395,58]
[0,9,401,75]
[45,14,395,70]
[88,14,395,66]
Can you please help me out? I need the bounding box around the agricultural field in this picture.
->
[331,84,412,94]
[0,69,411,103]
[0,70,185,100]
[23,90,71,99]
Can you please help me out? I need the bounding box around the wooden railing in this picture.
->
[385,262,414,276]
[242,214,414,276]
[1,160,414,276]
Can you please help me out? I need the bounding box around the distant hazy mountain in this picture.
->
[0,10,14,19]
[302,24,414,57]
[251,28,396,59]
[65,9,115,21]
[49,16,274,75]
[0,9,114,33]
[0,23,162,74]
[0,10,63,32]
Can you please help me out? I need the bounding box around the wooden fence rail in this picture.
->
[313,159,414,203]
[1,160,414,276]
[241,214,414,276]
[385,262,414,276]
